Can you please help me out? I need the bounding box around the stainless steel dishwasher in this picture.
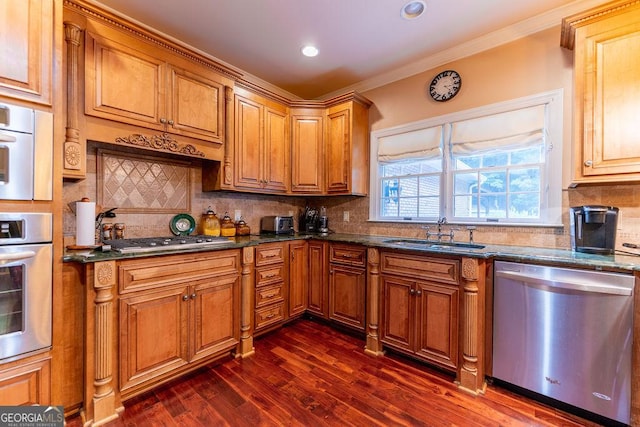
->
[492,261,634,425]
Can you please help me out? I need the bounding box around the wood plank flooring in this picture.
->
[67,319,602,426]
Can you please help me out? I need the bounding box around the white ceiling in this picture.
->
[91,0,606,100]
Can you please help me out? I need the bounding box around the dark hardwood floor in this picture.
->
[67,319,602,426]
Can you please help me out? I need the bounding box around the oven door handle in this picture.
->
[0,250,36,263]
[0,131,17,142]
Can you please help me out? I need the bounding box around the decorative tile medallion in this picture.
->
[97,149,191,213]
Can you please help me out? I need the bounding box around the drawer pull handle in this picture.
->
[265,313,275,319]
[265,293,276,298]
[264,254,278,258]
[264,273,278,279]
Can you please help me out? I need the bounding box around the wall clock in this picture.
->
[429,70,461,102]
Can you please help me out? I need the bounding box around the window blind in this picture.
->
[377,125,442,162]
[450,104,545,155]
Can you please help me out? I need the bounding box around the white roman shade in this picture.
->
[450,104,545,155]
[377,125,442,162]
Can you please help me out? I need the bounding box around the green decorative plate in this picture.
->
[170,213,196,236]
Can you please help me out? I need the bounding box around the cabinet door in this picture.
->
[291,113,324,194]
[190,275,240,363]
[0,0,53,105]
[288,241,308,317]
[168,65,225,144]
[325,105,351,193]
[119,286,189,392]
[380,275,414,352]
[0,357,51,406]
[329,264,365,331]
[85,30,165,130]
[307,240,328,318]
[234,94,263,189]
[263,106,290,191]
[414,282,459,371]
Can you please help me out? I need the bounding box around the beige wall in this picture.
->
[321,26,640,250]
[63,26,640,250]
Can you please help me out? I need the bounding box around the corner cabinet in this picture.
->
[562,1,640,184]
[233,87,290,193]
[379,251,460,372]
[291,108,324,194]
[325,95,371,195]
[0,0,54,105]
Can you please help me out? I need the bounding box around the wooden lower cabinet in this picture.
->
[119,275,240,396]
[307,240,329,318]
[288,240,308,318]
[0,356,51,406]
[117,250,241,398]
[328,244,366,331]
[379,251,460,372]
[254,242,287,333]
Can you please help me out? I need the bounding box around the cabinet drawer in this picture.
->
[255,283,284,308]
[119,250,240,293]
[329,244,366,267]
[255,303,285,330]
[256,264,285,287]
[255,243,285,266]
[380,252,459,285]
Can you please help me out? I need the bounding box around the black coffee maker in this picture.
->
[570,205,618,254]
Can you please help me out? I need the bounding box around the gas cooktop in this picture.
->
[104,235,233,254]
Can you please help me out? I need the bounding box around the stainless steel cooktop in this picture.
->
[104,235,233,254]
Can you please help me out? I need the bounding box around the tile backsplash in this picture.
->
[64,142,640,251]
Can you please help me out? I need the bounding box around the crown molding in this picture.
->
[320,0,611,99]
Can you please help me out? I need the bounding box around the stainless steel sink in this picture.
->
[383,238,485,249]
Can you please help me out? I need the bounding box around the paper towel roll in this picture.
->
[76,200,96,246]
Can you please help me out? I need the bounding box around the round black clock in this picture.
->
[429,70,461,102]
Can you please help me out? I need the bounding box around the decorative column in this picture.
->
[223,86,234,187]
[458,257,486,395]
[238,246,255,357]
[63,21,85,177]
[365,248,384,356]
[91,261,119,426]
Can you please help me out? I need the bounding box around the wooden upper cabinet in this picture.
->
[562,1,640,184]
[84,23,226,144]
[0,0,53,105]
[325,97,371,195]
[291,109,324,194]
[234,87,290,192]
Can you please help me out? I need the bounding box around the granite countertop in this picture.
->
[63,232,640,272]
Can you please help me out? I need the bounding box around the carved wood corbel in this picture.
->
[223,86,234,187]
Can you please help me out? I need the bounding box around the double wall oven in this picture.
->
[0,102,53,361]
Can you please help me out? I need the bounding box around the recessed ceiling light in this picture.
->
[401,1,426,20]
[301,45,319,57]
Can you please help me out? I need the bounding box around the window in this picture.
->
[370,90,563,226]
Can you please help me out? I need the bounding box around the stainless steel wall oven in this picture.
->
[0,213,52,360]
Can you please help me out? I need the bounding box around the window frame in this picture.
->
[369,89,563,226]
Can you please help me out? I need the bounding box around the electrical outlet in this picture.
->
[343,211,349,222]
[234,210,241,221]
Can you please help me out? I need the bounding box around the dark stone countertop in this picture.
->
[63,232,640,272]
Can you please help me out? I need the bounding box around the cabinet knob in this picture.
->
[182,294,189,301]
[410,289,416,296]
[191,293,196,299]
[160,118,167,124]
[168,119,174,126]
[416,289,422,296]
[584,160,593,167]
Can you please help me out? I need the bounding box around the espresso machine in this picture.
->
[570,205,618,254]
